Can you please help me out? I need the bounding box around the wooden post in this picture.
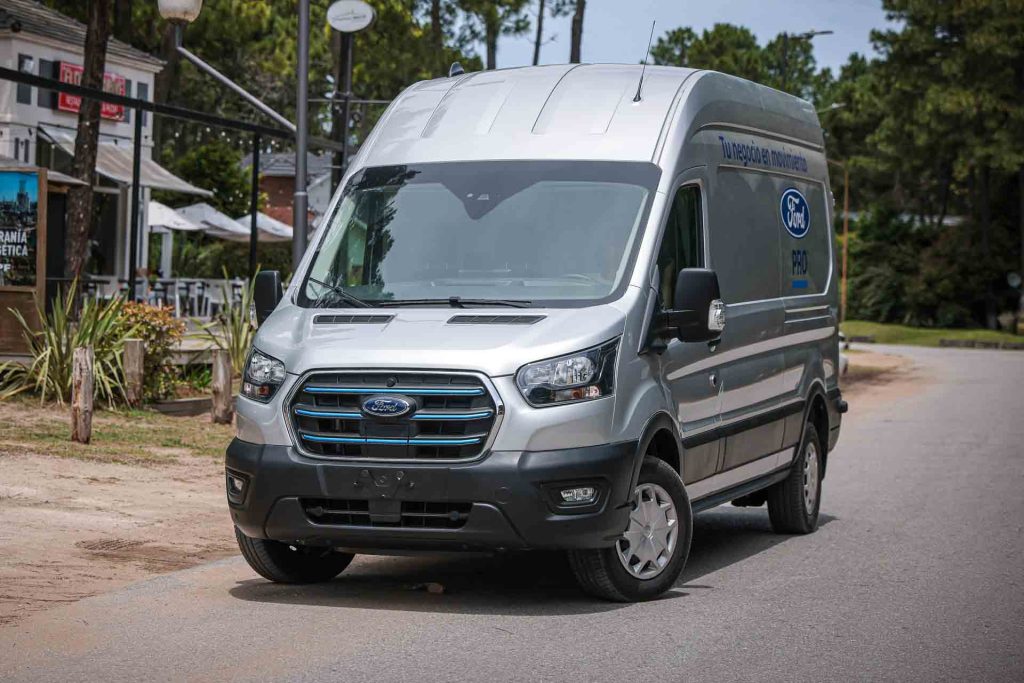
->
[124,338,144,408]
[211,349,233,425]
[71,346,94,444]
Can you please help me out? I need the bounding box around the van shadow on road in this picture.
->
[228,507,835,617]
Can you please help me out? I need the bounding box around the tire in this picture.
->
[568,456,693,602]
[767,422,823,534]
[235,526,355,584]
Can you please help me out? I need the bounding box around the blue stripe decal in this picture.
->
[294,408,493,420]
[412,411,493,420]
[301,434,482,446]
[303,387,484,396]
[295,408,362,419]
[791,279,809,289]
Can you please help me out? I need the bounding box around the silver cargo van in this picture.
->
[227,64,847,601]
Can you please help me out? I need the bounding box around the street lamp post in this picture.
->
[818,102,851,323]
[780,29,833,93]
[294,0,310,269]
[158,0,313,271]
[829,158,851,322]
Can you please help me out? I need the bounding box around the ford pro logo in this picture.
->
[780,188,811,239]
[361,395,413,419]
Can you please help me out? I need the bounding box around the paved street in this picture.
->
[2,345,1022,682]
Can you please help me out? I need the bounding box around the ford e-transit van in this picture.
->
[226,64,846,602]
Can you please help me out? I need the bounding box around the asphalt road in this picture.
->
[2,345,1023,682]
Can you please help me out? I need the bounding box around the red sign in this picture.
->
[56,62,127,122]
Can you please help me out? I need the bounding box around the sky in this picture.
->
[495,0,896,73]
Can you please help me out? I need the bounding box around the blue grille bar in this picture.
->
[300,433,483,446]
[303,386,485,396]
[294,407,493,421]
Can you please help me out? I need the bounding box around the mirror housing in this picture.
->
[649,268,725,348]
[253,270,283,326]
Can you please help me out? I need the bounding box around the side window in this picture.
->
[657,185,703,309]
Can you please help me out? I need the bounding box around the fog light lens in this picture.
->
[560,486,597,504]
[226,472,248,504]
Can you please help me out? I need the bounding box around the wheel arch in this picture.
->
[630,412,683,491]
[802,381,831,478]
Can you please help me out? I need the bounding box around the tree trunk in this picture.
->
[569,0,585,63]
[1018,166,1024,334]
[533,0,546,66]
[113,0,133,45]
[71,346,95,444]
[65,0,112,279]
[486,22,497,70]
[431,0,444,73]
[979,165,996,329]
[152,22,181,163]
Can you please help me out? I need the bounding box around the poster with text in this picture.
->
[0,171,39,287]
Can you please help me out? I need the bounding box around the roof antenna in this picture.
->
[633,20,657,103]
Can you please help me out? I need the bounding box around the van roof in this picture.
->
[357,64,822,169]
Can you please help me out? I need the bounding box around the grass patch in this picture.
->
[0,397,233,464]
[841,320,1023,347]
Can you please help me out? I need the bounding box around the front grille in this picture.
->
[302,498,472,529]
[291,371,498,460]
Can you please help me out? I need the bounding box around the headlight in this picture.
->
[516,339,618,407]
[241,349,286,402]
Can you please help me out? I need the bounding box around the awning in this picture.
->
[235,212,293,242]
[148,201,203,232]
[40,126,212,197]
[0,156,87,186]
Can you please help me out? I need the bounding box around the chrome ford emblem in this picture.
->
[361,395,413,418]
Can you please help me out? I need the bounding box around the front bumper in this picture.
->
[225,438,639,551]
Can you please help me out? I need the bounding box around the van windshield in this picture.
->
[299,161,660,308]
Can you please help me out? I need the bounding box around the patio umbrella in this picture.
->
[235,212,294,242]
[148,201,204,232]
[178,202,251,241]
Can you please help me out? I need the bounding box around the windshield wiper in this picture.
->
[307,277,371,308]
[374,296,532,308]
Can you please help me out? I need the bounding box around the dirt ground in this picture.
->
[0,404,236,627]
[0,347,916,627]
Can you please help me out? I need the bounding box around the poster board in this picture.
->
[0,167,47,356]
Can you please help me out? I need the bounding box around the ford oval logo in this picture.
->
[780,188,811,239]
[361,395,413,419]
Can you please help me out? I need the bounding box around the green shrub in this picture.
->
[121,302,186,401]
[0,283,138,406]
[194,273,256,375]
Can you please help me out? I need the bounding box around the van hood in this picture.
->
[252,298,634,378]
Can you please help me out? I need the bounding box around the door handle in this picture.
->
[709,371,719,388]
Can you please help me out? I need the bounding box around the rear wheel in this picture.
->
[767,422,823,534]
[568,456,692,602]
[235,526,354,583]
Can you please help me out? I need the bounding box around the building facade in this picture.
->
[0,0,207,283]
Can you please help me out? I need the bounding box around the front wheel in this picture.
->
[235,527,354,583]
[767,422,823,534]
[568,456,693,602]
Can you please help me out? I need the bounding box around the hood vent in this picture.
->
[447,314,546,325]
[314,314,395,325]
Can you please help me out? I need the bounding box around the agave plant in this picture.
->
[194,271,256,376]
[0,281,139,406]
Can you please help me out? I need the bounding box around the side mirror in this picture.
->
[253,270,283,326]
[674,268,725,342]
[650,268,725,348]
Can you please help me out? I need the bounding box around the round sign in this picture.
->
[780,188,811,239]
[327,0,375,33]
